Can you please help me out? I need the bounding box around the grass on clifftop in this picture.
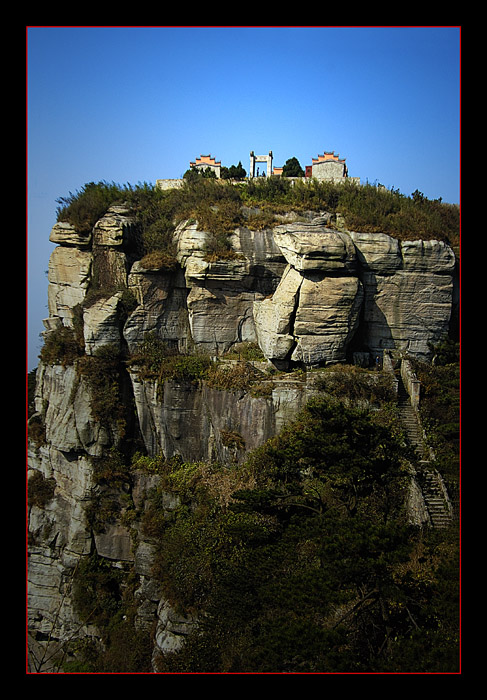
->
[55,177,460,255]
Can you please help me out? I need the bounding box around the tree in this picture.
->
[281,156,305,177]
[221,161,247,180]
[151,397,456,673]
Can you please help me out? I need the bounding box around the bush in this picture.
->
[316,364,396,406]
[28,414,46,447]
[129,333,211,386]
[139,250,179,271]
[206,361,262,392]
[148,397,458,672]
[56,181,129,234]
[337,182,459,244]
[39,325,84,366]
[76,344,127,433]
[28,470,56,508]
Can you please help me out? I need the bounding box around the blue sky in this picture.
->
[27,25,461,370]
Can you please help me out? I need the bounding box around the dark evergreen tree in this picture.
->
[281,156,305,177]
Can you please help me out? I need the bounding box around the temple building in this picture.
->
[189,154,221,178]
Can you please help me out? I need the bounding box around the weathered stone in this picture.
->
[153,600,197,656]
[292,273,364,365]
[35,362,122,457]
[47,246,92,323]
[349,231,402,272]
[128,371,317,464]
[92,204,136,247]
[124,264,190,354]
[273,221,357,272]
[49,221,91,247]
[349,233,455,358]
[83,292,123,355]
[94,523,134,562]
[253,265,303,361]
[168,219,286,355]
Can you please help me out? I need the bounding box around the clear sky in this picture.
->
[26,25,461,371]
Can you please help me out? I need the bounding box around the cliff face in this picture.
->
[27,204,457,671]
[45,204,456,365]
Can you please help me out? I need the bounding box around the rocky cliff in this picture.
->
[27,201,457,671]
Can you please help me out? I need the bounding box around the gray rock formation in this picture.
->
[28,202,457,671]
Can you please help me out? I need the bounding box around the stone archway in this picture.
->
[249,151,273,178]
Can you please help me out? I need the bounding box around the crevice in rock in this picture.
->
[283,274,303,366]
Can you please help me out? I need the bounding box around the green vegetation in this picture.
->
[39,309,84,366]
[412,339,460,496]
[128,332,212,387]
[316,363,397,406]
[56,359,459,673]
[242,178,459,246]
[28,470,56,509]
[135,396,459,673]
[281,156,305,177]
[70,554,153,672]
[56,181,132,235]
[75,344,128,435]
[54,176,460,269]
[128,334,270,395]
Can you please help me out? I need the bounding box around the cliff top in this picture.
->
[55,177,460,260]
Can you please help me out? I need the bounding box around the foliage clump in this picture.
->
[28,470,56,509]
[55,174,459,272]
[139,396,459,673]
[56,181,131,235]
[75,344,127,434]
[128,332,211,386]
[316,363,397,406]
[39,317,84,366]
[242,178,459,246]
[70,554,153,672]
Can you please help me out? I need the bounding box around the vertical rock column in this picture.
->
[254,219,364,367]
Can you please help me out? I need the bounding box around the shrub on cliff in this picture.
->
[147,397,457,673]
[149,397,459,673]
[56,181,129,234]
[128,332,212,386]
[39,324,84,366]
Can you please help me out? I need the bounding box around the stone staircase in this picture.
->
[397,372,427,458]
[418,469,453,529]
[396,368,453,529]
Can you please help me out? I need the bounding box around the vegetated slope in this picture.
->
[55,177,460,265]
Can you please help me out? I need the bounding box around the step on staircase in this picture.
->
[396,369,452,529]
[419,468,453,529]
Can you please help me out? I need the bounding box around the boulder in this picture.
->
[292,273,364,365]
[253,265,303,361]
[49,221,91,247]
[92,204,137,248]
[124,263,190,354]
[272,219,357,272]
